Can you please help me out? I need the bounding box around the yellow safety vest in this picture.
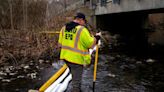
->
[58,25,96,65]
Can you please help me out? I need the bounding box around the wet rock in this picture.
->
[116,54,121,58]
[146,58,155,63]
[52,61,65,69]
[38,78,41,80]
[7,66,14,71]
[131,84,146,91]
[29,62,34,66]
[17,75,25,78]
[0,76,3,80]
[141,81,151,86]
[136,61,142,64]
[31,73,37,79]
[9,72,17,76]
[24,65,30,69]
[2,79,11,82]
[0,71,7,76]
[15,89,20,92]
[27,72,37,79]
[5,68,10,73]
[52,62,58,69]
[40,67,44,70]
[107,73,116,78]
[45,60,50,63]
[120,64,129,70]
[39,59,44,64]
[130,58,136,62]
[125,57,131,62]
[17,67,22,70]
[36,66,39,69]
[109,56,115,61]
[129,64,136,69]
[20,64,25,68]
[28,89,38,92]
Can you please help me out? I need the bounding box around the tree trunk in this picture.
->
[9,0,14,30]
[23,0,28,31]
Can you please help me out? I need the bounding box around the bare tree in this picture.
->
[46,1,49,30]
[23,0,28,31]
[8,0,14,30]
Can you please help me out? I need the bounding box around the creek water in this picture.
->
[0,47,164,92]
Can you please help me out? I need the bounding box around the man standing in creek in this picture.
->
[58,13,100,92]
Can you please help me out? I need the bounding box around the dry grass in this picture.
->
[0,29,58,66]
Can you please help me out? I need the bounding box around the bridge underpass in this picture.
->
[92,0,164,56]
[96,11,148,55]
[96,9,164,58]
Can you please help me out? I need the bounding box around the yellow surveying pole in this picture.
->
[93,44,99,92]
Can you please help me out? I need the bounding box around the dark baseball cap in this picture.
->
[74,13,86,21]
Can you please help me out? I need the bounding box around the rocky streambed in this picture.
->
[0,51,164,92]
[0,59,57,92]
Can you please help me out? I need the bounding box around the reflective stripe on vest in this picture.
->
[61,26,89,55]
[62,46,89,55]
[74,26,84,48]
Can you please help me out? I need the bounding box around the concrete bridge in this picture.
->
[65,0,164,54]
[91,0,164,54]
[95,0,164,15]
[63,0,164,50]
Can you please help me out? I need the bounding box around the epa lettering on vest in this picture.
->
[65,33,73,40]
[65,28,77,40]
[65,28,77,34]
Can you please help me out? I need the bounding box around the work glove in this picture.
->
[94,32,101,44]
[89,32,101,55]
